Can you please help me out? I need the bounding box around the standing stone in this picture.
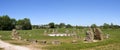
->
[82,29,85,34]
[52,29,55,34]
[65,30,69,36]
[48,29,51,33]
[55,29,58,34]
[11,29,21,40]
[65,30,69,33]
[94,28,103,40]
[84,31,91,42]
[89,28,94,41]
[71,30,77,38]
[77,29,80,34]
[84,28,94,42]
[44,30,47,36]
[106,33,110,39]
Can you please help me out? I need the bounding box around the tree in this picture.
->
[103,23,110,29]
[91,24,97,28]
[113,25,119,29]
[110,23,114,29]
[76,25,84,29]
[16,19,24,30]
[16,18,32,30]
[66,24,72,28]
[55,24,59,28]
[22,18,32,30]
[48,22,55,28]
[0,15,13,30]
[11,18,16,29]
[59,23,65,28]
[0,15,32,30]
[32,25,39,29]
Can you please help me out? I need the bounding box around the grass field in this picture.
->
[0,28,120,50]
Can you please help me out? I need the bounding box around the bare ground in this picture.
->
[0,40,40,50]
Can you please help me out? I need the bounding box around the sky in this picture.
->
[0,0,120,26]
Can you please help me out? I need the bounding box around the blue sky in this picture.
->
[0,0,120,26]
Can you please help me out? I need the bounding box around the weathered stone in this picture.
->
[65,30,69,33]
[32,40,38,44]
[85,28,104,43]
[52,29,55,34]
[52,40,61,44]
[48,29,51,33]
[65,30,70,36]
[40,40,47,44]
[55,29,58,34]
[26,39,38,44]
[94,28,103,40]
[106,33,110,39]
[11,29,21,40]
[84,28,94,42]
[44,30,47,36]
[72,40,77,44]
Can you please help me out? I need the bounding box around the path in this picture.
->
[0,40,32,50]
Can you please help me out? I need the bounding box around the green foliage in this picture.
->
[0,15,16,30]
[66,24,72,28]
[22,18,32,30]
[16,18,32,30]
[101,23,120,29]
[103,23,110,29]
[91,24,97,28]
[32,25,39,29]
[59,23,65,28]
[0,15,32,30]
[48,22,55,28]
[110,23,120,29]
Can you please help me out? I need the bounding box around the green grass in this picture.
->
[0,29,120,50]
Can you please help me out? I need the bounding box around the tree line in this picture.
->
[33,22,120,29]
[32,22,73,29]
[0,15,32,30]
[91,23,120,29]
[0,15,120,30]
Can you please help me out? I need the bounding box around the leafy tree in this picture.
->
[103,23,110,29]
[110,23,114,29]
[16,18,32,30]
[0,15,32,30]
[10,18,16,29]
[22,18,32,30]
[91,24,97,28]
[113,25,120,29]
[59,23,65,28]
[0,15,13,30]
[48,22,55,28]
[55,24,59,28]
[16,19,24,30]
[66,24,72,28]
[32,25,39,29]
[75,25,83,29]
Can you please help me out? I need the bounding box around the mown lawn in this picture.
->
[0,29,120,50]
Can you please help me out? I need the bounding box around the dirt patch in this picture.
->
[0,40,40,50]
